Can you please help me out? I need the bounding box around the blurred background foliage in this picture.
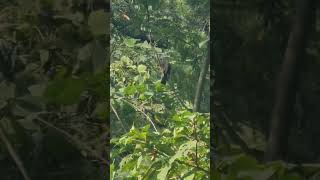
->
[0,0,108,179]
[213,0,320,179]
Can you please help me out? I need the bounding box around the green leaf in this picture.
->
[136,156,143,168]
[155,82,165,92]
[154,47,162,52]
[44,78,85,105]
[157,141,197,180]
[124,38,138,47]
[157,166,171,180]
[124,85,137,96]
[39,49,49,67]
[28,84,46,97]
[184,173,195,180]
[119,154,136,171]
[137,65,147,73]
[144,91,154,97]
[88,10,109,36]
[120,56,131,65]
[137,41,151,49]
[199,38,209,48]
[110,163,115,180]
[136,84,147,93]
[0,82,15,100]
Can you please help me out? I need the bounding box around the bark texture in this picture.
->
[265,0,315,161]
[193,43,210,112]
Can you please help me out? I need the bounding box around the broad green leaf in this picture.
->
[184,174,195,180]
[137,41,151,49]
[154,47,162,52]
[199,38,209,48]
[120,56,131,64]
[144,91,154,97]
[124,38,138,47]
[124,85,137,96]
[157,140,197,180]
[157,166,171,180]
[136,84,147,93]
[136,156,143,168]
[119,154,136,171]
[137,65,147,73]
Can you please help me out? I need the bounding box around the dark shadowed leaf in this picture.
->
[44,78,85,105]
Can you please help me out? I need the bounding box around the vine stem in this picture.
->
[111,103,129,132]
[121,98,159,133]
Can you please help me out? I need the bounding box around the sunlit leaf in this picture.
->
[137,64,147,73]
[124,38,138,47]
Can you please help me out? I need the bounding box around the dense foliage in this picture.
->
[110,0,210,179]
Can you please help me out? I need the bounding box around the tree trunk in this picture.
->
[264,0,315,161]
[193,43,210,112]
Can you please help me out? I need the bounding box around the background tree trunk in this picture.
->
[265,0,315,161]
[193,43,210,112]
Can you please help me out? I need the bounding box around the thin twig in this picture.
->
[171,89,189,110]
[33,26,45,40]
[0,122,31,180]
[111,103,128,132]
[34,117,109,165]
[121,98,159,133]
